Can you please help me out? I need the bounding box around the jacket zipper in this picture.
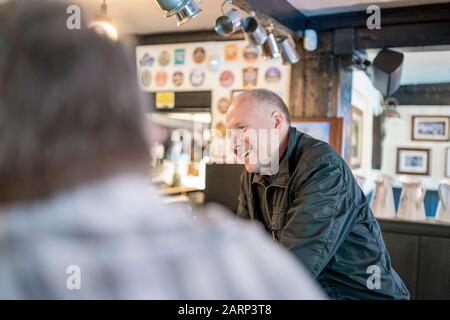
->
[254,180,286,241]
[263,186,277,241]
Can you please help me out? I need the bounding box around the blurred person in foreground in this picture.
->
[0,0,324,299]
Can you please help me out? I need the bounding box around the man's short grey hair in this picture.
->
[237,89,290,123]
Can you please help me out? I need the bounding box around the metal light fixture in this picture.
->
[154,0,202,26]
[261,23,281,60]
[242,15,267,46]
[278,35,300,65]
[214,5,300,64]
[215,9,241,37]
[214,0,241,37]
[89,0,118,41]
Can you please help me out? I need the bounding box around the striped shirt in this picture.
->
[0,174,325,299]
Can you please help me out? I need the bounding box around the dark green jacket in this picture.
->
[238,127,410,300]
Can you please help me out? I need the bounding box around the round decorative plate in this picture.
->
[155,71,168,87]
[217,97,230,114]
[140,70,151,87]
[173,71,184,87]
[190,68,205,87]
[219,70,235,88]
[193,47,206,64]
[158,50,170,66]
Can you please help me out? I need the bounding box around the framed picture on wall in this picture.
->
[351,107,364,169]
[412,116,450,141]
[446,147,450,178]
[396,147,431,176]
[291,117,344,155]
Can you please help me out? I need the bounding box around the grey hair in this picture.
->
[0,0,150,204]
[236,89,290,123]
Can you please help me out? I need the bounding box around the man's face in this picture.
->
[226,97,281,174]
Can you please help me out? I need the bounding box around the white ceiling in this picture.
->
[287,0,450,16]
[73,0,226,35]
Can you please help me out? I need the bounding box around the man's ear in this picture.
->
[271,111,283,129]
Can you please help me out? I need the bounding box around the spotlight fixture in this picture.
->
[278,35,300,65]
[261,23,281,60]
[213,5,300,64]
[154,0,202,26]
[215,10,241,37]
[242,15,267,46]
[89,0,118,41]
[215,0,241,37]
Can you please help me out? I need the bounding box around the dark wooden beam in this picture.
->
[230,2,450,51]
[289,31,337,117]
[137,30,244,45]
[392,83,450,105]
[372,115,383,170]
[136,20,450,49]
[355,20,450,49]
[232,0,305,37]
[334,28,355,55]
[233,0,307,33]
[307,3,450,32]
[289,31,353,159]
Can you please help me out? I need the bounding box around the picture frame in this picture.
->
[291,117,344,155]
[351,107,364,169]
[446,147,450,178]
[396,147,431,176]
[411,116,450,142]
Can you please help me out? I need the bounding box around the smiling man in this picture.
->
[226,89,410,300]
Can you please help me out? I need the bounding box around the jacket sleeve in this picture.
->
[279,155,359,278]
[237,172,251,219]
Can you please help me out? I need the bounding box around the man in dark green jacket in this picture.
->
[226,89,409,300]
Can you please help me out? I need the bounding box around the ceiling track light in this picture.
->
[241,15,267,46]
[213,3,300,64]
[278,35,300,65]
[89,0,118,41]
[214,1,241,37]
[154,0,203,26]
[261,23,281,60]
